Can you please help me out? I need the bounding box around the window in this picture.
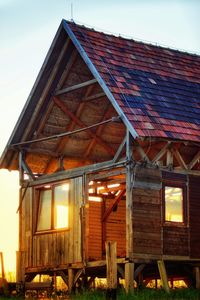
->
[164,185,185,223]
[37,182,69,231]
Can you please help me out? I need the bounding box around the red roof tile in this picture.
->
[67,21,200,142]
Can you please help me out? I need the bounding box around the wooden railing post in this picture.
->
[106,241,117,299]
[0,252,5,279]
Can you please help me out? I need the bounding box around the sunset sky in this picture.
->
[0,0,200,276]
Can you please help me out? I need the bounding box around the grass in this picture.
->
[72,288,200,299]
[1,288,200,299]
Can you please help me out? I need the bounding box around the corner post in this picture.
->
[126,129,134,258]
[106,241,117,299]
[125,130,134,292]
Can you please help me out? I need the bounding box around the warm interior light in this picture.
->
[165,186,183,222]
[54,205,68,229]
[89,196,102,202]
[61,183,69,191]
[107,183,120,188]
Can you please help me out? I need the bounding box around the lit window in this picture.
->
[37,182,69,231]
[164,186,183,222]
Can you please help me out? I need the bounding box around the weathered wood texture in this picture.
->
[20,177,82,271]
[88,201,103,260]
[189,175,200,258]
[163,226,189,256]
[104,199,126,257]
[132,188,162,255]
[88,198,126,260]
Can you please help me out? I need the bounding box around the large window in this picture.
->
[163,183,186,223]
[37,182,69,232]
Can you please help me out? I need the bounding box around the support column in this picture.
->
[106,241,117,299]
[125,262,134,293]
[195,267,200,289]
[68,268,74,294]
[157,260,170,293]
[0,252,5,279]
[126,130,134,258]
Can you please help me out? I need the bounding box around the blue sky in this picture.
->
[0,0,199,273]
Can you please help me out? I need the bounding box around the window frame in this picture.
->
[35,181,70,234]
[162,180,187,226]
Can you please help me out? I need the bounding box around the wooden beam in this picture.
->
[57,49,78,89]
[152,142,170,163]
[55,78,97,95]
[106,241,117,290]
[53,96,115,156]
[113,136,126,163]
[173,148,187,170]
[83,92,105,102]
[157,260,170,293]
[21,156,35,181]
[126,130,134,258]
[134,141,150,162]
[125,262,134,293]
[102,189,126,222]
[166,149,173,167]
[84,105,114,158]
[188,150,200,170]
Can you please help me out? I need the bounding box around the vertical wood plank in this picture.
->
[126,130,133,258]
[157,260,170,293]
[106,241,117,290]
[125,262,134,293]
[195,267,200,289]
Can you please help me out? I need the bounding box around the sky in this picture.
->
[0,0,200,276]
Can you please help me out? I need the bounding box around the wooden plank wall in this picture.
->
[163,226,189,256]
[132,188,162,255]
[105,199,126,257]
[88,201,103,260]
[189,175,200,258]
[22,177,82,269]
[88,198,126,260]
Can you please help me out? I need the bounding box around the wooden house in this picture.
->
[1,20,200,291]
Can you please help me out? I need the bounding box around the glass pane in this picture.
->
[54,183,69,229]
[165,186,183,222]
[37,189,51,231]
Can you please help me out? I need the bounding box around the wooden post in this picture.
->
[68,268,74,294]
[106,241,117,299]
[125,262,134,293]
[0,252,5,279]
[16,251,25,283]
[126,130,133,258]
[195,267,200,289]
[157,260,170,293]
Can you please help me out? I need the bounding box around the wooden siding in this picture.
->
[88,198,126,260]
[21,177,82,270]
[104,199,126,257]
[132,188,162,255]
[189,175,200,258]
[88,201,102,260]
[163,226,189,256]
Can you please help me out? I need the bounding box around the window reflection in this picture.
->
[165,186,183,222]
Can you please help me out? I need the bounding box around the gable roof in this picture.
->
[1,19,200,171]
[65,21,200,142]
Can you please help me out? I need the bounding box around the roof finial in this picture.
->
[70,2,74,21]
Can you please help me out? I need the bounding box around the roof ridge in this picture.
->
[66,19,200,58]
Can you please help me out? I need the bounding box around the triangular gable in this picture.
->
[1,20,200,173]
